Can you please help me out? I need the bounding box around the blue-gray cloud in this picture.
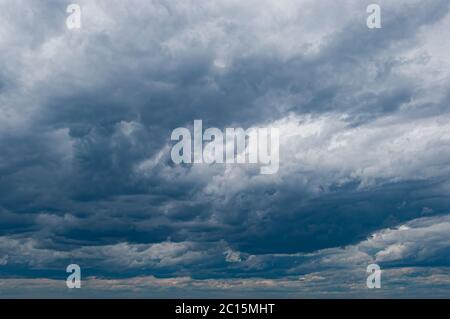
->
[1,0,450,297]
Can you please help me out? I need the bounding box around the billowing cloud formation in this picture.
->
[1,0,450,297]
[2,214,450,297]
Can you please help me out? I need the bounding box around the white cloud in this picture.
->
[224,248,242,263]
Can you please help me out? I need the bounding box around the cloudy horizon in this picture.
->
[1,0,450,298]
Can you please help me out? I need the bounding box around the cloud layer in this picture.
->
[1,0,450,297]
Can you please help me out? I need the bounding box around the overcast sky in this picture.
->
[1,0,450,297]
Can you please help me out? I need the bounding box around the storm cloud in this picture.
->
[1,0,450,297]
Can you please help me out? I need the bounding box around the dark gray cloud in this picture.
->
[1,0,450,297]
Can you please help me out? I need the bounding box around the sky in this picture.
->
[1,0,450,298]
